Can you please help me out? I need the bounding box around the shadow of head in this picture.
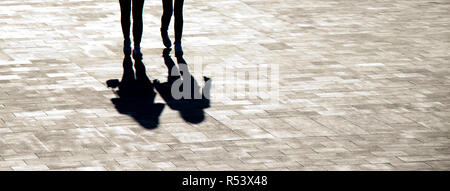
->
[106,56,165,129]
[154,49,211,124]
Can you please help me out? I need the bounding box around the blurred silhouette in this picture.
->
[153,48,211,124]
[107,56,165,129]
[119,0,145,59]
[160,0,184,56]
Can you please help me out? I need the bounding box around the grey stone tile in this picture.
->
[0,0,448,171]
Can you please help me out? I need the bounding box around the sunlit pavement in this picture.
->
[0,0,449,170]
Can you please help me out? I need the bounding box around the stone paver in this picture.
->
[0,0,449,170]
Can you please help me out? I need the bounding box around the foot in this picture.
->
[123,39,131,55]
[162,48,172,57]
[161,29,172,48]
[174,42,183,57]
[132,46,142,61]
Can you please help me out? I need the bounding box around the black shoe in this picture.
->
[174,42,183,57]
[162,48,172,57]
[161,28,172,48]
[132,47,142,61]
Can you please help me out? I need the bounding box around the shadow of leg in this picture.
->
[107,57,165,129]
[154,49,211,124]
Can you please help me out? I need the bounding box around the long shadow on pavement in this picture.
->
[106,55,165,129]
[153,48,211,124]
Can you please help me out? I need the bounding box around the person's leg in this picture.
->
[161,0,173,48]
[174,0,184,55]
[132,0,145,58]
[119,0,132,54]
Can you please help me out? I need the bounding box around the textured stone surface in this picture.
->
[0,0,449,170]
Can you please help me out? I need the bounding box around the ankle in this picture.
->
[133,46,143,60]
[124,39,131,45]
[174,42,182,49]
[174,42,183,55]
[123,39,132,53]
[161,29,172,48]
[133,46,141,54]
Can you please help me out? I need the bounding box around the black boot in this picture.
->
[174,42,183,57]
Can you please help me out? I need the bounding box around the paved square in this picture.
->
[0,0,449,170]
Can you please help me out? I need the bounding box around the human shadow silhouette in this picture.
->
[106,56,165,129]
[153,48,211,124]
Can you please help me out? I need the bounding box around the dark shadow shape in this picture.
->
[107,56,165,129]
[153,48,211,124]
